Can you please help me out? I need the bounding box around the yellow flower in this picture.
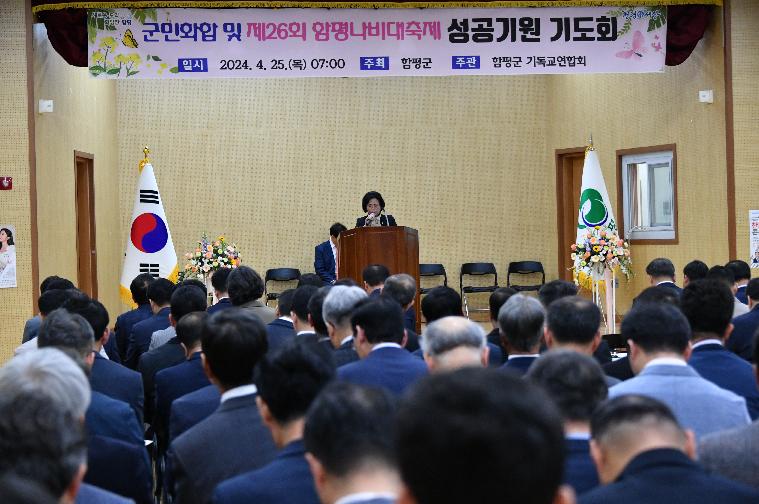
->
[160,63,168,69]
[92,50,104,62]
[99,36,117,50]
[128,53,141,64]
[113,54,128,65]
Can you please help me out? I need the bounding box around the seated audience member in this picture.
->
[168,309,278,504]
[683,260,709,287]
[213,340,335,503]
[207,267,233,314]
[298,273,326,288]
[681,279,759,419]
[322,285,367,367]
[707,265,749,318]
[149,279,206,349]
[395,368,572,504]
[581,395,759,504]
[698,337,759,490]
[154,312,211,449]
[227,266,276,324]
[15,287,77,355]
[266,288,296,352]
[22,275,76,343]
[338,298,428,396]
[608,303,750,439]
[545,296,618,386]
[538,279,579,307]
[498,294,544,376]
[382,273,420,350]
[125,278,175,369]
[169,384,221,443]
[603,285,681,382]
[645,257,681,294]
[334,278,360,287]
[308,286,335,349]
[527,351,608,494]
[314,223,346,285]
[421,316,489,372]
[486,287,517,353]
[291,285,320,341]
[38,309,144,447]
[114,274,155,360]
[139,283,208,425]
[0,349,138,504]
[303,383,399,504]
[420,286,503,366]
[726,259,752,305]
[362,264,390,297]
[729,278,759,361]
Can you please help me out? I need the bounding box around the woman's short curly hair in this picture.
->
[361,191,385,212]
[227,266,265,305]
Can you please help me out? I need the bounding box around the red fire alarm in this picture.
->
[0,177,11,190]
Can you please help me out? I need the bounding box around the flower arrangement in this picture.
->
[571,226,632,281]
[178,234,241,282]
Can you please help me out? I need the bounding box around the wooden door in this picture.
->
[75,152,98,298]
[556,148,586,281]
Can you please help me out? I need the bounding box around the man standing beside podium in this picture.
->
[315,223,346,285]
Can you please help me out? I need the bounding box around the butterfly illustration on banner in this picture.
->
[615,30,646,59]
[122,29,138,48]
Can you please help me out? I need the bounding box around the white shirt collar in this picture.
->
[656,280,676,286]
[220,384,258,403]
[692,339,723,349]
[645,357,687,368]
[297,330,316,336]
[508,354,540,360]
[371,342,402,351]
[565,432,591,441]
[278,316,293,323]
[330,240,337,254]
[340,335,354,346]
[335,493,397,504]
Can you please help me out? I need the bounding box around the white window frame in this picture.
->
[620,149,676,242]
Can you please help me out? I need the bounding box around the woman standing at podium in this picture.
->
[356,191,397,227]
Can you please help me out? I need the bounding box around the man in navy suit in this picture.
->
[290,285,320,341]
[125,278,175,369]
[207,267,233,315]
[486,287,518,354]
[155,310,211,451]
[708,265,750,318]
[113,273,155,360]
[169,384,221,442]
[266,288,296,352]
[498,294,544,376]
[683,259,709,286]
[681,279,759,419]
[304,383,399,504]
[396,368,572,504]
[382,273,420,351]
[314,223,346,285]
[727,260,752,305]
[213,339,335,503]
[646,257,682,295]
[338,298,427,396]
[309,286,338,350]
[168,309,278,504]
[728,278,759,361]
[362,264,389,298]
[527,351,608,495]
[580,395,759,504]
[323,285,367,367]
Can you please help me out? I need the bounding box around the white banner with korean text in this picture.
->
[87,7,666,79]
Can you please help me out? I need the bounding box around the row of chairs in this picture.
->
[261,261,546,317]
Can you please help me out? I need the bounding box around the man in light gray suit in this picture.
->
[609,302,749,439]
[698,337,759,489]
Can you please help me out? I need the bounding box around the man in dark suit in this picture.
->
[396,368,572,504]
[362,264,389,298]
[125,278,175,369]
[381,273,420,351]
[323,285,367,367]
[85,434,153,504]
[304,383,399,504]
[580,395,759,504]
[708,266,750,318]
[681,279,759,419]
[154,311,211,450]
[498,294,544,376]
[113,273,155,361]
[290,285,320,341]
[338,298,427,396]
[727,260,751,305]
[169,384,221,442]
[308,286,337,350]
[207,267,233,315]
[421,316,490,371]
[314,223,346,285]
[683,259,709,287]
[266,288,296,352]
[139,284,208,425]
[168,309,278,504]
[646,257,682,295]
[22,275,76,344]
[728,278,759,361]
[486,287,517,354]
[527,351,608,495]
[213,339,335,503]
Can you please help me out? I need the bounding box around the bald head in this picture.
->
[421,316,488,372]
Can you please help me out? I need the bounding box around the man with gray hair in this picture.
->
[381,273,420,351]
[421,316,489,372]
[323,285,368,367]
[498,293,545,376]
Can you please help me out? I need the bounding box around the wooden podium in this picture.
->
[338,226,420,333]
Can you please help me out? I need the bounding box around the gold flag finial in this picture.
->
[139,146,151,173]
[586,134,595,152]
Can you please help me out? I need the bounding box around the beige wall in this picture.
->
[33,25,122,327]
[732,0,759,268]
[0,0,33,361]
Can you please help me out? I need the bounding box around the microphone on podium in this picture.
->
[365,212,375,226]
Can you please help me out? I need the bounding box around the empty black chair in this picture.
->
[419,263,448,295]
[459,262,498,318]
[506,261,545,292]
[264,268,301,306]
